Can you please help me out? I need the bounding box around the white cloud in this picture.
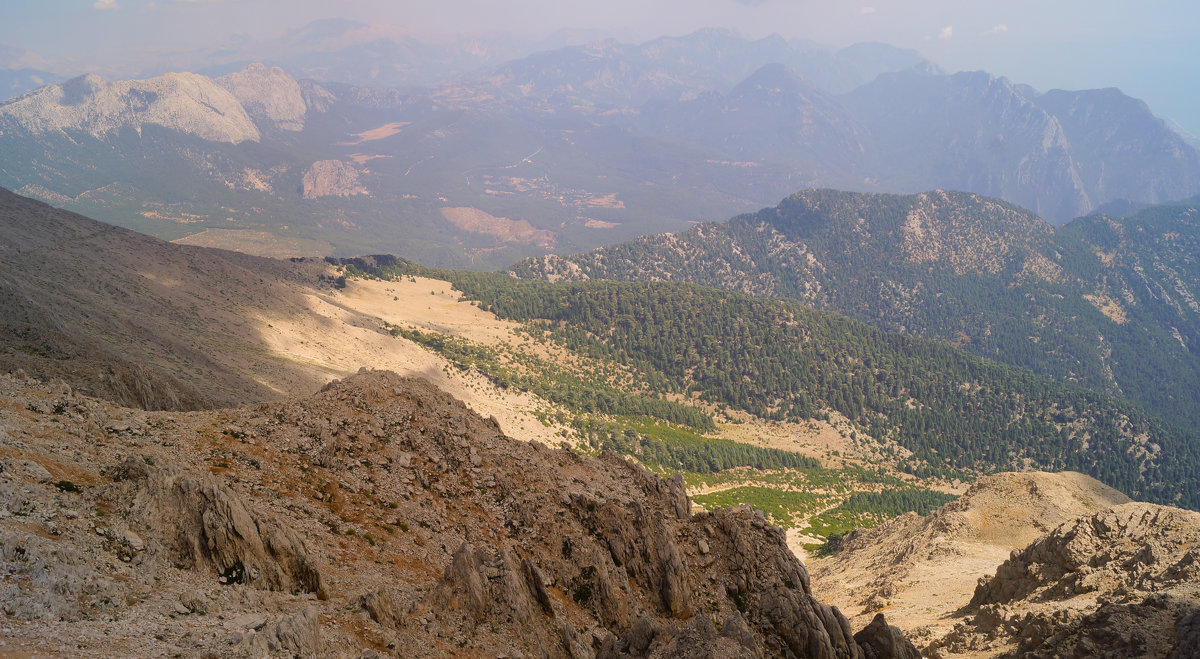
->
[859,7,876,15]
[93,0,120,9]
[938,25,953,40]
[983,24,1008,36]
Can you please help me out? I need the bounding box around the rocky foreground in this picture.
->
[0,368,917,657]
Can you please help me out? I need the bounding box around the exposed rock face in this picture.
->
[0,368,918,657]
[808,471,1130,645]
[301,159,368,198]
[111,455,327,598]
[0,72,260,143]
[217,62,308,131]
[936,503,1200,658]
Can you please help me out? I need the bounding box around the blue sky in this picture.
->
[4,0,1200,133]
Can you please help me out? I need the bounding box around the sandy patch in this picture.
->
[584,218,620,229]
[1083,291,1129,324]
[339,121,410,145]
[346,153,393,165]
[250,284,570,446]
[439,206,557,248]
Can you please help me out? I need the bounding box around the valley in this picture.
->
[2,11,1200,657]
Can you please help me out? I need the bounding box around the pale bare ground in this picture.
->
[346,153,393,165]
[716,414,858,465]
[172,228,334,259]
[247,276,573,446]
[338,121,410,145]
[339,276,523,347]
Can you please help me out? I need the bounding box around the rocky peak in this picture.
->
[0,71,260,143]
[216,62,307,131]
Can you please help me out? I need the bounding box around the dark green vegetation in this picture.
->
[344,256,1200,509]
[803,488,958,553]
[692,483,955,553]
[514,190,1200,432]
[383,321,819,476]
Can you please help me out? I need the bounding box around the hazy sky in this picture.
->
[5,0,1200,133]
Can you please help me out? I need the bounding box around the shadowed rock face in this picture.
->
[0,368,920,657]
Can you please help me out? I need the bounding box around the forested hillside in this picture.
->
[513,189,1200,430]
[341,257,1200,510]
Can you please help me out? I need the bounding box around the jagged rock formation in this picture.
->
[934,503,1200,657]
[217,62,308,132]
[809,472,1130,644]
[0,368,919,657]
[301,159,368,198]
[0,71,260,143]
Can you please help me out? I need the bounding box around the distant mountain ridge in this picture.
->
[512,189,1200,430]
[632,64,1200,222]
[1,29,1197,266]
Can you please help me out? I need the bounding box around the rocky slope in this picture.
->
[934,503,1200,657]
[810,473,1200,657]
[808,472,1130,643]
[0,367,917,657]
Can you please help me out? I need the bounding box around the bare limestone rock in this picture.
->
[0,368,919,658]
[301,160,368,199]
[935,503,1200,657]
[216,63,308,132]
[114,455,326,598]
[0,72,260,143]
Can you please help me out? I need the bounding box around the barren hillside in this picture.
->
[0,368,917,657]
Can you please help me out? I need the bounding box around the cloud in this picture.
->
[859,7,876,15]
[93,0,120,9]
[731,0,768,6]
[938,25,953,40]
[983,24,1008,36]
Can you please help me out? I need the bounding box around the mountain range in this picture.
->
[1,186,1198,656]
[1,29,1197,267]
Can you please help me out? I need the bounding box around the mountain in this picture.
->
[0,185,934,657]
[0,63,808,268]
[844,69,1200,221]
[512,189,1200,431]
[938,502,1200,657]
[1035,87,1200,209]
[631,65,1200,222]
[473,29,926,109]
[0,72,260,143]
[2,32,1196,265]
[1,180,1196,654]
[635,63,869,184]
